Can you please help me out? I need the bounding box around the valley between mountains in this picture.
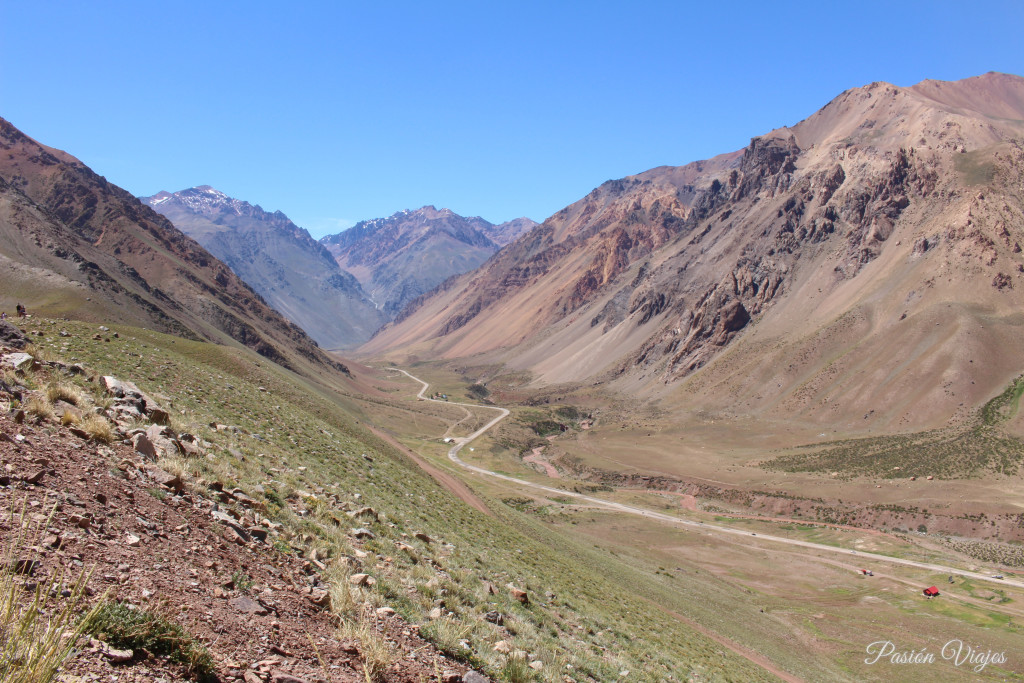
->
[2,71,1024,682]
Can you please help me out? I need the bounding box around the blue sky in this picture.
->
[3,1,1023,237]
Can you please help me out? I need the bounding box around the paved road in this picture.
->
[389,368,1024,591]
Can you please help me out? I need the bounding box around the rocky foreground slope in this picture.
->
[142,187,386,350]
[0,321,486,682]
[363,72,1024,435]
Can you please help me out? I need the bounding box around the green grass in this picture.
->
[764,425,1024,479]
[954,148,997,186]
[981,373,1024,426]
[86,602,215,680]
[31,316,779,682]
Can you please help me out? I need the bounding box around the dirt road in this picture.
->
[390,368,1024,592]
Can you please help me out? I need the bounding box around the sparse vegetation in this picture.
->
[765,423,1024,479]
[0,502,98,683]
[86,602,215,680]
[337,611,393,682]
[77,413,116,443]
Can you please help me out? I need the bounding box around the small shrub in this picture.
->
[86,602,215,680]
[230,571,254,592]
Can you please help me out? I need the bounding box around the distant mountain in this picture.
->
[0,119,344,375]
[481,216,539,247]
[142,186,385,350]
[364,72,1024,436]
[320,206,536,319]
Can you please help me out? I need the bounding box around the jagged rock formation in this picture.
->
[363,72,1024,434]
[0,119,344,375]
[142,186,385,350]
[321,206,536,318]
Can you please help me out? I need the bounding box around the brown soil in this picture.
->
[0,411,484,682]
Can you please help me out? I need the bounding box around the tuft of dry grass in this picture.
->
[0,500,99,682]
[78,414,115,443]
[45,381,86,407]
[24,395,54,421]
[338,610,393,682]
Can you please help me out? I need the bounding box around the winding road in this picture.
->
[389,368,1024,591]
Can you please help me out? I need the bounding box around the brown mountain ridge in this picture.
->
[362,72,1024,437]
[0,118,345,376]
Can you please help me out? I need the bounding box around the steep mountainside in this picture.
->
[142,186,385,350]
[0,119,344,374]
[321,206,536,318]
[363,72,1024,435]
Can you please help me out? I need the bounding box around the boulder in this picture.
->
[0,321,27,349]
[147,465,183,491]
[131,433,158,460]
[3,353,35,371]
[349,573,371,587]
[507,585,529,604]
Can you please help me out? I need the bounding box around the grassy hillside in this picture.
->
[27,315,777,682]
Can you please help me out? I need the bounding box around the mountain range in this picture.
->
[363,72,1024,438]
[0,118,343,376]
[320,206,537,319]
[141,186,386,350]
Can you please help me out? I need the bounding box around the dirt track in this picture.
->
[391,368,1024,591]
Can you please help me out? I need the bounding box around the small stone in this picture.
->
[492,640,511,654]
[306,589,330,608]
[529,661,544,670]
[463,673,488,683]
[414,532,433,543]
[349,573,371,587]
[508,586,529,604]
[428,607,443,619]
[229,595,269,616]
[24,470,45,485]
[376,606,395,617]
[125,534,141,548]
[351,528,375,540]
[101,645,134,663]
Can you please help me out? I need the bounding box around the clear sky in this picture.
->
[3,1,1023,237]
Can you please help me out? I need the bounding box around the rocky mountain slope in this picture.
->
[0,118,344,376]
[321,207,536,319]
[142,187,385,350]
[363,72,1024,436]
